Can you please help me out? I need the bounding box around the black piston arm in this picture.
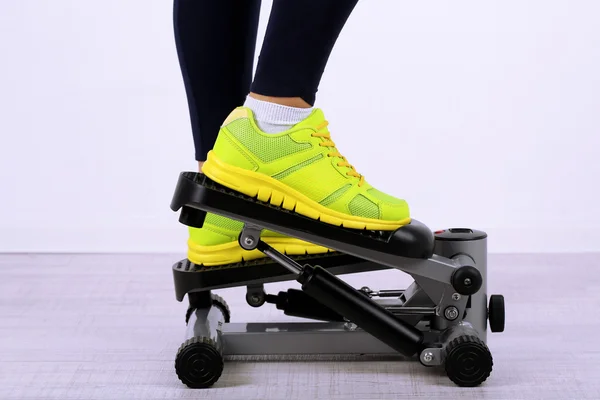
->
[239,226,424,357]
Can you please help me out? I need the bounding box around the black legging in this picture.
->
[173,0,359,161]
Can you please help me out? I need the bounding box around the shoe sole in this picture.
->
[188,236,330,267]
[202,151,411,231]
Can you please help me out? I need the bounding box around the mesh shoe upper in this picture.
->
[209,107,410,223]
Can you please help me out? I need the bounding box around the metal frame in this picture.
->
[186,317,482,368]
[170,172,501,388]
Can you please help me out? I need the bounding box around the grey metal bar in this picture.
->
[386,307,437,315]
[186,306,226,352]
[258,242,304,275]
[221,322,398,355]
[434,236,488,342]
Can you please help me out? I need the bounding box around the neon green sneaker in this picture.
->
[188,213,329,266]
[201,107,411,231]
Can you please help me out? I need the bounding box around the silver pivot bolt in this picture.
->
[452,293,461,301]
[444,306,459,320]
[246,284,266,307]
[344,322,358,331]
[422,352,434,363]
[243,236,255,247]
[240,224,262,250]
[464,278,472,286]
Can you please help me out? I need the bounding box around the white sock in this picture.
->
[243,95,313,134]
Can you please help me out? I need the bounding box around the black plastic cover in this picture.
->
[435,228,487,241]
[172,254,386,301]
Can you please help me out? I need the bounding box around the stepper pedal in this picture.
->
[170,172,435,264]
[172,253,387,301]
[169,171,503,389]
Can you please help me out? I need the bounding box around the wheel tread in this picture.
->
[444,334,493,387]
[210,293,231,323]
[175,336,224,388]
[185,293,231,324]
[489,294,505,333]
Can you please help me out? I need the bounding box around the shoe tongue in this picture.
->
[293,108,326,130]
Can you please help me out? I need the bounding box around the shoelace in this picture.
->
[312,120,365,187]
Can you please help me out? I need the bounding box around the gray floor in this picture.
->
[1,253,599,400]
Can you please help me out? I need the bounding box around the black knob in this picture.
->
[451,266,482,295]
[488,294,505,333]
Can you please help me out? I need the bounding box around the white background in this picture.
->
[1,1,598,254]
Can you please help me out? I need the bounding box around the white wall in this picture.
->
[1,1,599,254]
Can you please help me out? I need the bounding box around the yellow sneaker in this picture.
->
[187,213,329,266]
[202,107,411,231]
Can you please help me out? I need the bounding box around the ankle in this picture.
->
[198,161,204,172]
[243,94,314,134]
[249,92,311,109]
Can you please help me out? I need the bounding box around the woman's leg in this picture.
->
[203,0,412,232]
[251,0,360,107]
[173,0,328,266]
[173,0,262,168]
[236,0,360,133]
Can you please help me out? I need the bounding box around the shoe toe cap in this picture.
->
[364,188,410,222]
[379,200,410,222]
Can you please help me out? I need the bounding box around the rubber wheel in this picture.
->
[186,293,231,324]
[444,335,493,387]
[488,294,505,333]
[175,336,224,388]
[211,293,231,323]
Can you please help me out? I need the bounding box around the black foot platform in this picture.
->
[173,252,391,301]
[170,172,435,264]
